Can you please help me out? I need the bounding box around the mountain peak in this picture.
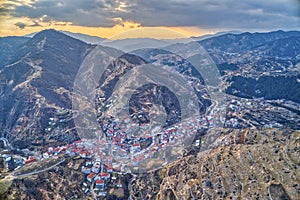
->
[34,29,63,37]
[31,29,87,45]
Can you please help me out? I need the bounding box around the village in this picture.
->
[225,96,300,129]
[0,137,123,198]
[0,95,298,199]
[0,110,213,198]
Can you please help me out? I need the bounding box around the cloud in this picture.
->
[29,21,41,27]
[3,0,300,30]
[15,21,26,29]
[119,0,300,30]
[9,0,120,27]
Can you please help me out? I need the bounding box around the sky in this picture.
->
[0,0,299,39]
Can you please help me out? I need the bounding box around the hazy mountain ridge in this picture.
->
[61,31,106,44]
[199,30,300,53]
[0,36,29,67]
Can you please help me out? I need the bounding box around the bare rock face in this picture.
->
[129,129,300,200]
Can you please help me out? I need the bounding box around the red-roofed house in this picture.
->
[74,140,82,144]
[132,143,141,148]
[87,172,96,182]
[86,152,92,158]
[53,147,61,154]
[96,179,105,189]
[79,151,86,158]
[25,156,37,165]
[106,166,113,173]
[73,149,80,155]
[100,172,110,180]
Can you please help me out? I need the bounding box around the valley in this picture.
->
[0,29,299,199]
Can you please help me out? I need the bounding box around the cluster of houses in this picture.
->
[0,152,35,172]
[2,112,214,197]
[39,114,212,195]
[97,115,211,167]
[224,98,296,129]
[81,163,123,197]
[225,99,242,128]
[0,154,14,172]
[37,138,124,197]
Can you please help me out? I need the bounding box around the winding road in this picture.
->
[14,157,65,178]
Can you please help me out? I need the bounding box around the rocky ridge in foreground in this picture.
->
[130,128,300,200]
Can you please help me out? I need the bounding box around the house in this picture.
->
[48,147,53,153]
[43,152,50,159]
[87,172,96,182]
[25,156,37,165]
[2,155,11,162]
[14,158,24,166]
[81,166,91,174]
[84,188,90,194]
[53,147,61,155]
[73,149,80,155]
[95,179,105,189]
[100,172,110,180]
[92,162,101,173]
[73,140,82,146]
[79,151,86,158]
[106,165,113,173]
[106,163,113,173]
[86,152,93,158]
[132,143,141,149]
[61,146,68,152]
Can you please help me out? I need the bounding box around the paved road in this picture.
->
[0,137,11,149]
[14,157,65,178]
[190,188,195,200]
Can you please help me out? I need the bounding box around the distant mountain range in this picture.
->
[25,30,106,44]
[0,36,29,67]
[199,30,300,54]
[22,30,251,51]
[0,29,299,147]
